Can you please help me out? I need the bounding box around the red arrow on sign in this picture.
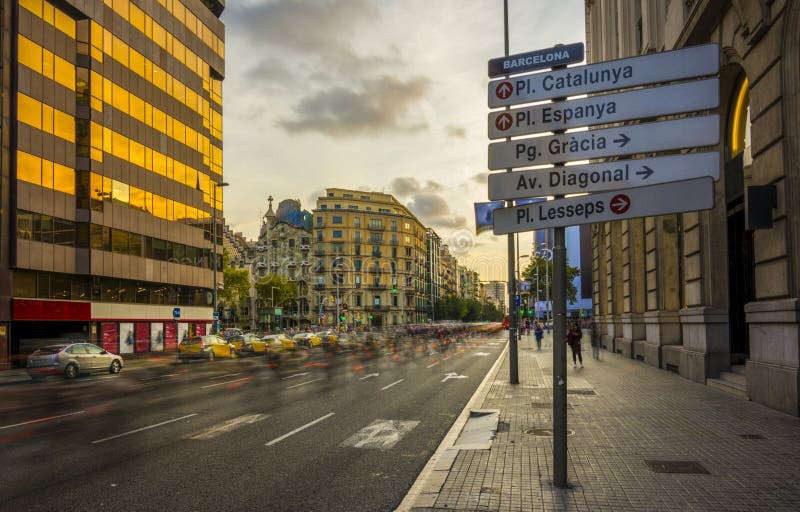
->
[495,81,513,100]
[610,194,631,215]
[495,113,513,131]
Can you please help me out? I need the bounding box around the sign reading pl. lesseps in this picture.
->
[488,78,719,139]
[487,152,720,200]
[488,42,584,77]
[488,43,719,108]
[488,114,719,170]
[492,177,715,234]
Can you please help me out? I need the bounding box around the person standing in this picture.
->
[534,321,544,350]
[524,318,531,336]
[566,322,583,368]
[589,319,600,360]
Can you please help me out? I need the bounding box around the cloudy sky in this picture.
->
[220,0,585,280]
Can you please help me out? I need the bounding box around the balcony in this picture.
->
[301,260,311,266]
[287,260,297,267]
[300,244,311,251]
[367,284,386,290]
[270,262,279,267]
[313,284,326,290]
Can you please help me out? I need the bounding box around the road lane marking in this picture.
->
[426,361,441,368]
[359,373,379,380]
[381,379,404,391]
[91,414,198,444]
[265,413,335,446]
[286,378,323,389]
[340,419,420,451]
[201,377,251,389]
[474,352,491,356]
[0,410,86,431]
[441,372,468,382]
[188,414,269,440]
[281,372,310,380]
[209,372,242,380]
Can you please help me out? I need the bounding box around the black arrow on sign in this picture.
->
[635,166,654,179]
[613,133,631,147]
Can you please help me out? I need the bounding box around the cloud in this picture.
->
[446,125,467,138]
[470,172,486,185]
[406,193,467,229]
[389,177,421,197]
[278,75,431,137]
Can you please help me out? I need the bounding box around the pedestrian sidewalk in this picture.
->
[400,333,800,511]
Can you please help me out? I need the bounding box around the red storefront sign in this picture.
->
[164,322,177,351]
[101,323,118,353]
[13,299,91,320]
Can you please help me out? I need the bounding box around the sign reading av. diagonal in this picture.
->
[492,177,716,234]
[488,78,719,139]
[488,43,719,108]
[487,152,720,200]
[488,114,719,170]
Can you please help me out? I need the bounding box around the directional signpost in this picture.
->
[492,177,716,234]
[489,114,720,170]
[488,152,720,200]
[488,42,584,77]
[485,41,721,490]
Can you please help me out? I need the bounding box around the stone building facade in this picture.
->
[586,0,800,415]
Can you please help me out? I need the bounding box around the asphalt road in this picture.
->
[0,333,505,511]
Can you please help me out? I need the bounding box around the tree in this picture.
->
[521,255,581,304]
[218,250,250,304]
[255,274,298,307]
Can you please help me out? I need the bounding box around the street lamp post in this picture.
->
[518,252,529,338]
[212,182,229,334]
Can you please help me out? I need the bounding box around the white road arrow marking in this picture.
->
[441,372,468,382]
[340,419,420,451]
[359,373,380,380]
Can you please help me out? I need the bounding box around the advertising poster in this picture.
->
[178,322,189,345]
[196,323,206,336]
[164,322,177,351]
[119,322,134,354]
[135,323,150,352]
[101,323,118,353]
[150,323,164,352]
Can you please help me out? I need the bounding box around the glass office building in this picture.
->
[0,0,225,367]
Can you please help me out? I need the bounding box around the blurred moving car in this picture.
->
[315,331,339,345]
[292,332,321,349]
[220,328,244,340]
[263,334,295,351]
[236,334,268,355]
[178,335,235,361]
[26,343,123,379]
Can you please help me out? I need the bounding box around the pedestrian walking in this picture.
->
[566,321,583,368]
[534,322,543,350]
[589,319,600,360]
[524,318,531,336]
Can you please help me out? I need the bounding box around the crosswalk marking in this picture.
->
[188,414,268,440]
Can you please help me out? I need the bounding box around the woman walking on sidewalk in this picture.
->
[567,322,583,368]
[534,322,543,350]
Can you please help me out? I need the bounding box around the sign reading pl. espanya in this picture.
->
[489,44,718,108]
[488,115,719,170]
[492,177,715,234]
[488,78,719,139]
[488,42,584,77]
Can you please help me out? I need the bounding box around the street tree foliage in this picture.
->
[219,250,250,305]
[521,254,581,303]
[255,274,298,307]
[434,295,504,322]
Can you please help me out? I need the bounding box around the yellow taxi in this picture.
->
[236,334,269,355]
[262,334,295,351]
[178,335,235,361]
[316,331,339,345]
[292,332,321,349]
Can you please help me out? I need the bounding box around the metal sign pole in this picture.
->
[503,0,519,385]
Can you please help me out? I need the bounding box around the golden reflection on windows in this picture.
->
[16,151,75,195]
[20,0,76,38]
[111,180,129,205]
[18,36,43,74]
[17,93,74,142]
[17,36,75,90]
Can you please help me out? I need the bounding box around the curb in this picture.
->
[395,339,509,511]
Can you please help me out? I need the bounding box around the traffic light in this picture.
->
[340,314,346,322]
[392,285,397,293]
[369,314,373,320]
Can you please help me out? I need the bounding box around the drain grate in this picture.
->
[567,389,597,396]
[739,434,766,440]
[524,427,575,437]
[644,460,710,474]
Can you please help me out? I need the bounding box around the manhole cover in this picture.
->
[567,389,597,396]
[524,428,575,437]
[739,434,765,439]
[644,460,710,474]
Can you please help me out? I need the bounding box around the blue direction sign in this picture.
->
[488,42,584,78]
[173,307,181,320]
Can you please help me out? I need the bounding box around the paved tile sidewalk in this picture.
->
[409,334,800,511]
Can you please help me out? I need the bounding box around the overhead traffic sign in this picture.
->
[488,114,719,170]
[488,42,584,77]
[492,177,715,234]
[488,78,719,139]
[487,152,719,200]
[488,43,719,108]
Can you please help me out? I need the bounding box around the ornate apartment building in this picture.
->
[1,0,225,366]
[313,188,429,328]
[586,0,800,415]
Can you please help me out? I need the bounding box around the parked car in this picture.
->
[178,335,235,361]
[293,332,321,349]
[220,328,244,340]
[26,343,123,379]
[236,334,268,355]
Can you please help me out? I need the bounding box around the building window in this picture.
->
[343,193,353,198]
[368,219,382,230]
[354,244,361,255]
[405,261,411,271]
[391,220,397,231]
[354,231,361,242]
[332,230,343,238]
[355,294,362,306]
[317,217,323,227]
[334,204,341,209]
[392,295,398,307]
[354,217,360,228]
[317,231,323,242]
[369,232,382,243]
[405,247,411,257]
[348,205,358,210]
[372,246,381,257]
[332,216,342,224]
[374,295,381,306]
[355,275,361,288]
[355,259,362,271]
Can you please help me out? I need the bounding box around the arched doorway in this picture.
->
[726,74,755,365]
